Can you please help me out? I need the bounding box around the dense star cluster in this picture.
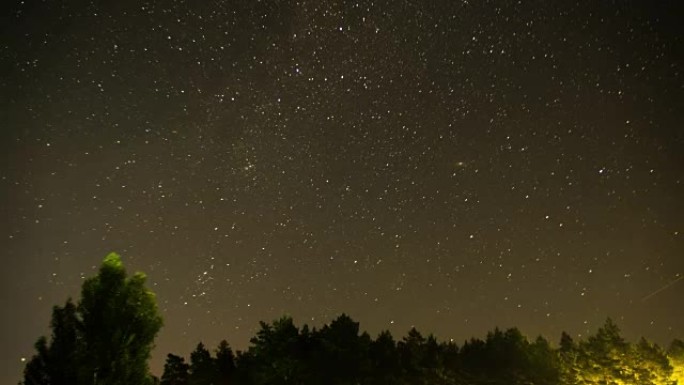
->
[1,0,682,382]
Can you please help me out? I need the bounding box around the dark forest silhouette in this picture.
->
[159,315,684,385]
[21,254,684,385]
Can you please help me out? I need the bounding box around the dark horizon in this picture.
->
[2,1,682,384]
[22,271,684,385]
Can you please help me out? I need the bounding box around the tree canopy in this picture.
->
[22,253,163,385]
[163,316,680,385]
[21,253,681,385]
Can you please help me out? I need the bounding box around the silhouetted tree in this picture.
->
[317,313,372,384]
[215,340,236,384]
[147,314,684,385]
[439,339,459,379]
[246,316,305,385]
[368,330,401,384]
[22,337,50,385]
[398,327,427,383]
[22,300,80,385]
[189,343,219,385]
[527,335,560,385]
[161,354,190,385]
[232,350,255,385]
[458,336,487,379]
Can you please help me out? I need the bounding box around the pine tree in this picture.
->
[189,343,219,385]
[161,354,190,385]
[215,340,236,384]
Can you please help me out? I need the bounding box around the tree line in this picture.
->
[160,315,684,385]
[21,254,684,385]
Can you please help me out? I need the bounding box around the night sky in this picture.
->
[2,0,683,383]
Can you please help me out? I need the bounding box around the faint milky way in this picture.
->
[1,1,682,383]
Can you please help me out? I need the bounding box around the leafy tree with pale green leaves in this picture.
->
[22,253,163,385]
[631,338,673,384]
[567,318,675,385]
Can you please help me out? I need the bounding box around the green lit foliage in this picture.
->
[559,332,581,385]
[563,318,674,385]
[632,338,673,384]
[669,339,684,385]
[574,318,631,384]
[22,253,163,385]
[79,253,163,385]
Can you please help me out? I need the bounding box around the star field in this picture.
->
[1,1,682,383]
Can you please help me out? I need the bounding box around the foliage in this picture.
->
[22,300,81,385]
[567,319,673,385]
[163,315,682,385]
[669,339,684,385]
[21,255,681,385]
[215,340,237,384]
[22,253,163,385]
[161,354,190,385]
